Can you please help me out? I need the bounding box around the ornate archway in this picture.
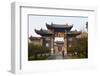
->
[35,23,81,57]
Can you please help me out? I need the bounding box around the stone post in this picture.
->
[42,37,45,47]
[50,35,54,55]
[64,30,67,56]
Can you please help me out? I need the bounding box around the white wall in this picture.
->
[0,0,100,76]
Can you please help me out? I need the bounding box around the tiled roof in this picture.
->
[67,31,81,36]
[35,29,53,36]
[46,23,73,29]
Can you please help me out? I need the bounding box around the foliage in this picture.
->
[28,43,51,60]
[67,37,88,58]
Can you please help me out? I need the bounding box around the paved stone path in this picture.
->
[47,54,73,60]
[47,55,63,60]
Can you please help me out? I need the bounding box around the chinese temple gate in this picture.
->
[35,23,81,57]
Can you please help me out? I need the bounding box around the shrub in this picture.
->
[67,37,88,58]
[28,43,51,60]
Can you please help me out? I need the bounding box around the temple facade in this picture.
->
[30,23,81,57]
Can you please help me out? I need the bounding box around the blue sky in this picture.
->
[29,15,88,37]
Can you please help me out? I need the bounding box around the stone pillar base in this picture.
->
[64,48,67,56]
[51,48,54,55]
